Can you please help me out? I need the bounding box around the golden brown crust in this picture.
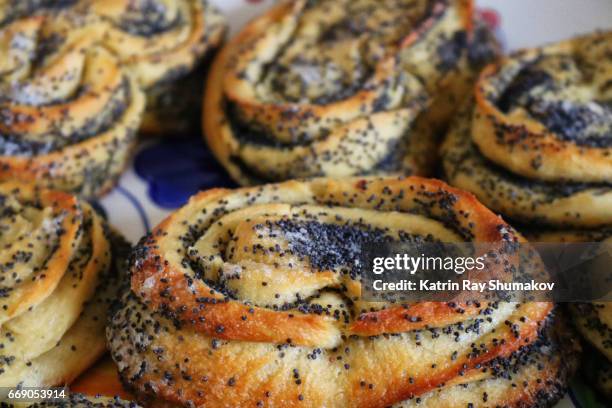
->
[110,292,558,407]
[108,176,567,407]
[204,0,499,185]
[0,182,126,387]
[473,31,612,184]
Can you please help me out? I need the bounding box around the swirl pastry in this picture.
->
[204,0,499,185]
[0,1,227,197]
[0,12,145,198]
[108,177,578,407]
[0,181,128,387]
[85,0,227,135]
[442,31,612,228]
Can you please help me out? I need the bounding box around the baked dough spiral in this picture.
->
[108,177,577,407]
[204,0,499,185]
[86,0,226,135]
[0,1,227,197]
[0,11,145,198]
[442,31,612,228]
[0,181,128,387]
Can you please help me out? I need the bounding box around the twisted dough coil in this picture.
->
[0,181,128,387]
[204,0,499,185]
[0,0,227,137]
[108,177,574,407]
[443,32,612,228]
[0,13,145,197]
[474,31,612,184]
[0,1,227,197]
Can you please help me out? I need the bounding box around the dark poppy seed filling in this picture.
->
[271,220,390,273]
[466,24,500,67]
[527,99,612,147]
[31,32,66,69]
[226,103,314,148]
[112,0,181,36]
[493,57,612,148]
[0,79,131,156]
[261,0,433,104]
[274,220,444,277]
[87,0,227,136]
[496,65,553,113]
[436,31,468,73]
[205,0,500,185]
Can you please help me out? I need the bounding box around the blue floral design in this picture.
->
[134,136,235,209]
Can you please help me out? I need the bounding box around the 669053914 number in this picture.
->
[1,387,68,403]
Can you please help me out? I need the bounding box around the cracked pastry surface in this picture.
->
[442,31,612,228]
[0,181,128,387]
[108,177,576,407]
[204,0,499,185]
